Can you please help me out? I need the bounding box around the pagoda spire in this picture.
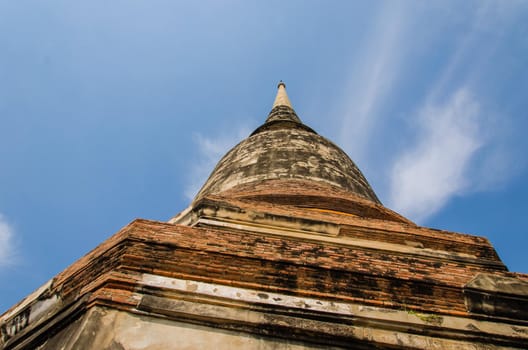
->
[265,81,301,124]
[272,81,293,108]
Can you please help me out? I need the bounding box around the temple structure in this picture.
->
[1,83,527,349]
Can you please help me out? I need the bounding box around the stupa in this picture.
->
[1,82,527,349]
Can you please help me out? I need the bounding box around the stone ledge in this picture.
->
[464,273,528,320]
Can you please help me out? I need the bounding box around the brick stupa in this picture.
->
[1,83,527,349]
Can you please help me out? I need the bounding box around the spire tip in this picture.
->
[272,81,292,108]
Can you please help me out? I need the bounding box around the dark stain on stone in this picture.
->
[257,293,269,300]
[466,323,480,331]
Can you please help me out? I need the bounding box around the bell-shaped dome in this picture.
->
[194,82,380,204]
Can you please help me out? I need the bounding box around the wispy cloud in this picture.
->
[425,1,525,104]
[387,1,526,222]
[335,1,526,222]
[388,89,483,222]
[185,125,252,200]
[338,2,411,166]
[0,214,15,268]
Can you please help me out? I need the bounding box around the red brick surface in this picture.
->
[19,217,521,320]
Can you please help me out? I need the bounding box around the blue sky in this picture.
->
[1,1,527,313]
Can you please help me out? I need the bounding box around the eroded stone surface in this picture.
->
[37,306,346,350]
[195,126,380,204]
[464,273,528,320]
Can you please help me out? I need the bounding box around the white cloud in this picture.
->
[338,1,412,166]
[0,214,15,267]
[424,1,522,105]
[184,125,252,200]
[388,89,483,222]
[386,1,526,223]
[333,1,525,223]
